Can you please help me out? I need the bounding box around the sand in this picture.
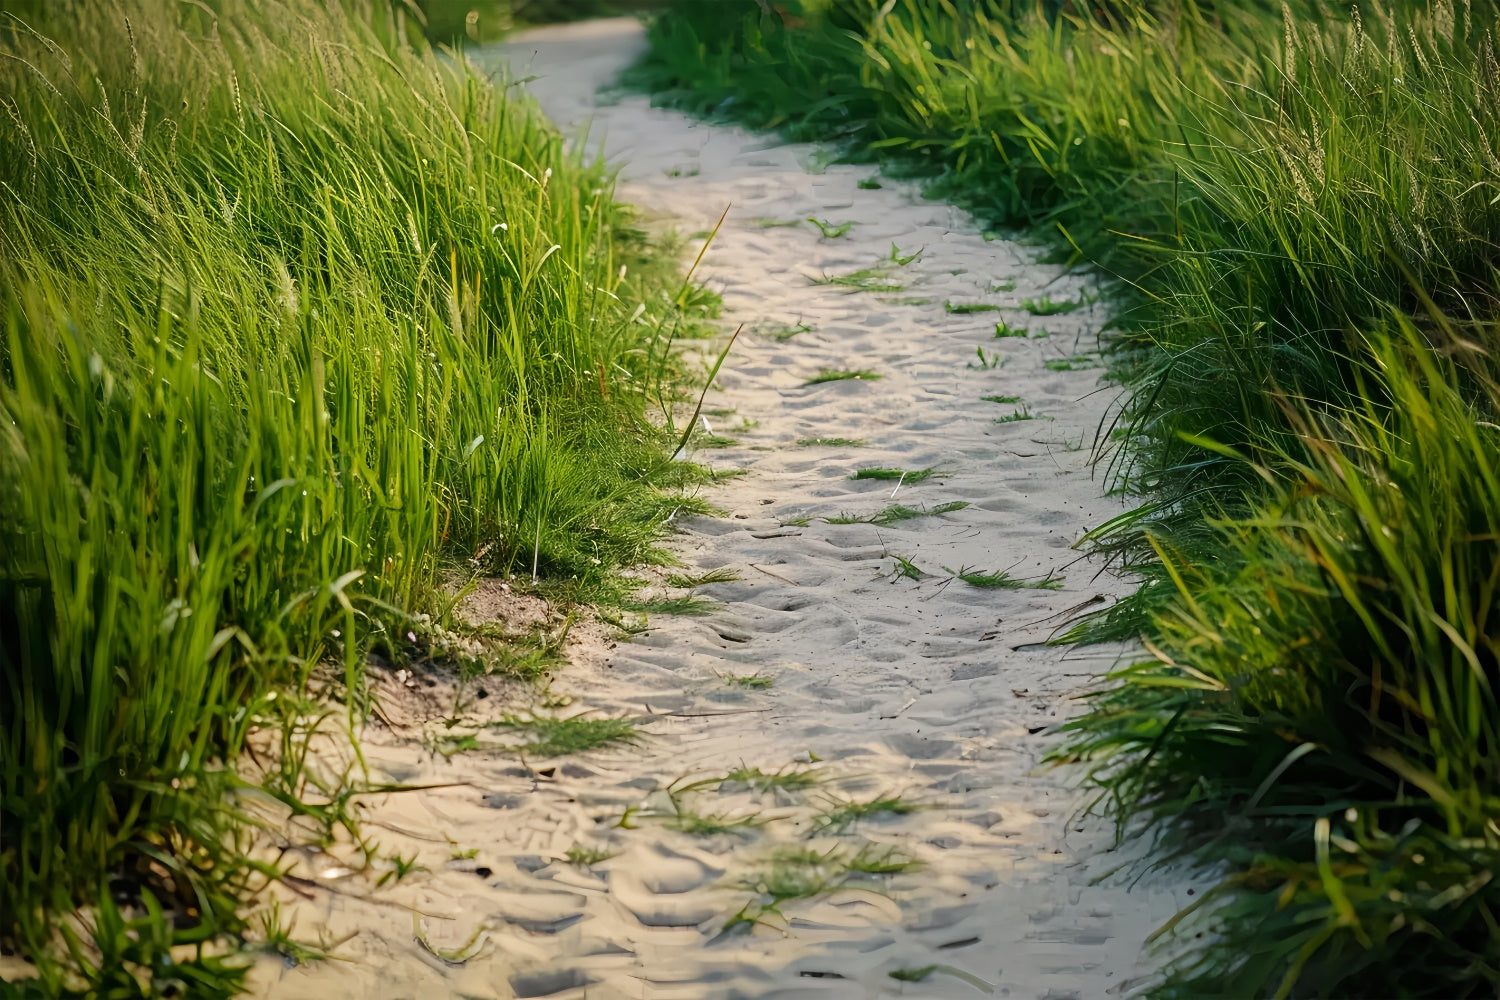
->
[246,19,1194,1000]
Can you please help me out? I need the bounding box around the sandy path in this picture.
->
[249,19,1190,1000]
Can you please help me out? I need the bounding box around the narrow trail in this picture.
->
[252,19,1190,1000]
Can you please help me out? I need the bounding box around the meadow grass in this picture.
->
[0,0,703,990]
[634,0,1500,993]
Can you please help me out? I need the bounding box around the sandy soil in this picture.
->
[247,19,1193,1000]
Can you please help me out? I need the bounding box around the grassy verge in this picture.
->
[631,0,1500,994]
[0,0,706,992]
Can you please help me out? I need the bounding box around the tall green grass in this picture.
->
[0,0,700,990]
[634,0,1500,993]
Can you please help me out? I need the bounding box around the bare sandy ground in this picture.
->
[247,19,1193,1000]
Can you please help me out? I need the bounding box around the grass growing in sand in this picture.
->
[1019,295,1084,316]
[723,673,774,690]
[797,437,867,448]
[565,844,617,867]
[849,468,940,483]
[491,715,638,757]
[621,594,720,616]
[806,218,854,239]
[804,369,882,385]
[947,567,1064,591]
[826,501,968,526]
[943,301,1001,315]
[814,795,922,834]
[726,844,920,930]
[667,568,742,587]
[0,0,712,989]
[631,0,1500,993]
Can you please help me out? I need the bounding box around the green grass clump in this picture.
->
[806,217,854,238]
[493,715,638,757]
[796,437,866,447]
[944,301,1001,315]
[1043,356,1101,372]
[1019,295,1083,316]
[668,568,741,587]
[809,268,906,292]
[621,594,719,616]
[849,467,937,482]
[804,369,882,385]
[722,765,819,792]
[815,795,921,833]
[0,0,701,987]
[827,501,968,526]
[723,673,773,689]
[946,566,1063,591]
[1059,327,1500,997]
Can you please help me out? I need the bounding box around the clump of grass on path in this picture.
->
[796,437,866,447]
[804,369,882,385]
[827,501,968,526]
[0,0,701,989]
[946,566,1063,591]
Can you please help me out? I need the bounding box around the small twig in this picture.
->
[749,563,799,585]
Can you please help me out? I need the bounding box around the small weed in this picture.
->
[724,673,773,689]
[668,568,741,587]
[969,346,1004,370]
[993,319,1029,338]
[945,565,1065,590]
[450,847,479,860]
[665,165,701,178]
[621,594,719,615]
[994,406,1035,423]
[796,437,866,447]
[695,434,739,448]
[807,217,854,238]
[890,554,924,580]
[490,715,637,757]
[805,369,882,385]
[990,278,1017,292]
[889,966,940,983]
[827,501,968,526]
[376,852,423,888]
[754,217,804,228]
[982,394,1023,404]
[1020,294,1083,315]
[849,467,938,483]
[944,301,1001,314]
[723,765,820,792]
[810,267,905,292]
[1043,355,1101,371]
[815,795,921,833]
[663,803,766,836]
[857,177,883,190]
[884,296,933,306]
[888,243,924,266]
[757,320,814,341]
[844,845,922,874]
[565,844,615,866]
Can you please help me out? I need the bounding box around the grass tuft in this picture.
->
[804,369,882,385]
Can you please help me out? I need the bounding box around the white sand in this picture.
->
[248,19,1194,999]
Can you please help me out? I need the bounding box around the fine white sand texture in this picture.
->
[249,19,1193,1000]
